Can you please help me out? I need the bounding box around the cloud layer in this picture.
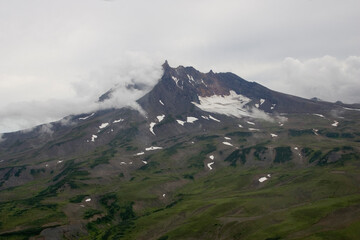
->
[249,56,360,104]
[0,54,163,133]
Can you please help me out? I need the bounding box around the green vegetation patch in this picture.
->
[274,147,292,163]
[288,129,314,137]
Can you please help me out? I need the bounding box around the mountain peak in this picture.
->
[162,60,170,69]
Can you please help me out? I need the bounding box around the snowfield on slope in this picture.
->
[192,90,271,120]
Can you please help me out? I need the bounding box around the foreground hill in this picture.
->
[0,62,360,240]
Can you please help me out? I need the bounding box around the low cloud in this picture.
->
[250,56,360,104]
[0,54,163,133]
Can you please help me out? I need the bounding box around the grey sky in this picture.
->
[0,0,359,133]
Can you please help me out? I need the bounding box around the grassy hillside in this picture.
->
[1,112,360,239]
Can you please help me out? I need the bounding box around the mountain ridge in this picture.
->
[0,62,360,240]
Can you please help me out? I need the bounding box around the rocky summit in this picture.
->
[1,62,360,240]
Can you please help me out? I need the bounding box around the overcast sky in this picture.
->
[0,0,359,133]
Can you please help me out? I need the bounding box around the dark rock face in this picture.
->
[138,61,335,118]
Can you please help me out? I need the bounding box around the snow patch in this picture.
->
[145,146,163,151]
[201,116,209,120]
[279,122,284,127]
[134,152,145,156]
[238,124,243,128]
[258,177,268,183]
[85,198,91,202]
[201,79,207,87]
[176,120,185,126]
[313,114,325,118]
[187,74,195,82]
[332,121,339,127]
[222,142,233,146]
[99,123,109,129]
[171,76,179,84]
[209,155,214,160]
[255,104,259,108]
[224,137,231,140]
[313,129,319,136]
[149,122,156,135]
[157,115,165,122]
[171,76,182,89]
[249,128,260,131]
[120,162,127,165]
[270,133,278,137]
[142,160,148,164]
[260,99,265,105]
[91,135,98,142]
[159,100,164,106]
[162,193,166,198]
[79,113,94,120]
[113,119,124,123]
[207,162,214,170]
[343,107,360,111]
[209,115,220,122]
[187,117,198,123]
[57,160,63,164]
[294,147,299,150]
[246,121,255,125]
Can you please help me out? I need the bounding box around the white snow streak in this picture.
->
[113,119,124,123]
[142,160,148,164]
[260,99,265,105]
[332,121,339,127]
[343,107,360,111]
[207,162,214,170]
[145,146,163,151]
[79,113,95,120]
[246,121,255,125]
[209,115,220,122]
[249,128,260,131]
[224,137,231,140]
[209,155,214,160]
[222,142,233,146]
[159,100,164,106]
[149,122,156,135]
[313,114,325,118]
[187,74,195,82]
[238,124,243,128]
[313,129,319,136]
[201,115,209,120]
[85,198,91,202]
[134,152,145,156]
[270,133,278,137]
